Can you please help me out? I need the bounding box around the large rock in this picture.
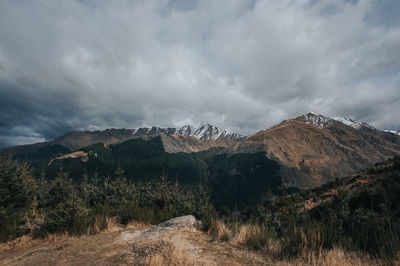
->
[157,215,201,231]
[124,215,201,242]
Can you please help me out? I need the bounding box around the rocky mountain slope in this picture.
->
[229,113,400,188]
[3,122,243,161]
[55,122,242,151]
[4,113,400,189]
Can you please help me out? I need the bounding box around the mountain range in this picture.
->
[3,112,400,191]
[4,122,242,155]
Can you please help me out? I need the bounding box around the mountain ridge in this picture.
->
[300,112,374,130]
[3,113,400,189]
[2,122,243,156]
[229,113,400,187]
[3,112,399,152]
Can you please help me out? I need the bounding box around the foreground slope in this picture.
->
[0,216,378,266]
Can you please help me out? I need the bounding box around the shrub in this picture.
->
[38,172,89,235]
[0,153,36,242]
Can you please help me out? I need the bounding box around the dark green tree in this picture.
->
[40,172,88,235]
[0,153,36,241]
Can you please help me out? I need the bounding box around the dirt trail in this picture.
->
[0,217,271,266]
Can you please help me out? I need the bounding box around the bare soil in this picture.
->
[0,224,271,266]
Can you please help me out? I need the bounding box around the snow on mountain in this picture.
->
[330,116,373,130]
[177,122,242,141]
[383,130,400,136]
[176,125,196,136]
[130,122,242,141]
[302,112,374,130]
[303,112,333,128]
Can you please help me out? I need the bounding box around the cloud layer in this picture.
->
[0,0,399,147]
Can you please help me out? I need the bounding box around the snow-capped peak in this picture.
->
[330,116,372,130]
[128,123,242,141]
[303,112,332,128]
[177,122,242,141]
[302,112,374,130]
[176,125,196,136]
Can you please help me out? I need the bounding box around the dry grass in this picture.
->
[1,221,396,266]
[230,223,273,248]
[85,216,115,234]
[206,219,396,265]
[279,248,385,266]
[130,239,197,266]
[0,217,122,254]
[207,218,232,242]
[146,243,197,266]
[124,220,151,231]
[208,219,272,249]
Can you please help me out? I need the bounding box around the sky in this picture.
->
[0,0,399,148]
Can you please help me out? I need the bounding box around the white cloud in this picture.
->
[0,0,399,147]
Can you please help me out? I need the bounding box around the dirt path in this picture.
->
[0,222,271,265]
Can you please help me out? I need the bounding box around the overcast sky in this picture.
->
[0,0,399,148]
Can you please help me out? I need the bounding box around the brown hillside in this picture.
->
[229,117,400,188]
[160,134,235,153]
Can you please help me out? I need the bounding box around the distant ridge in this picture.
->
[2,122,243,156]
[130,121,242,141]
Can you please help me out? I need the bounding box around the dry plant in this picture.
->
[230,223,271,247]
[280,248,384,266]
[206,219,395,265]
[85,216,116,234]
[146,243,197,266]
[207,218,232,242]
[208,220,273,251]
[130,239,197,266]
[124,220,151,230]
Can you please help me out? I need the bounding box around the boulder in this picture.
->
[125,215,202,242]
[157,215,201,231]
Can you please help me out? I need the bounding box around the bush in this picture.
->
[38,172,89,235]
[254,185,400,260]
[0,153,36,242]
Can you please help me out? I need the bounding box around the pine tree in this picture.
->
[41,172,88,235]
[0,153,36,241]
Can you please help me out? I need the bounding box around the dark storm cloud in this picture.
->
[0,0,399,148]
